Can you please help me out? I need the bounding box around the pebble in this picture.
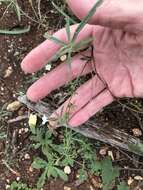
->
[16,176,20,181]
[127,177,134,185]
[4,66,13,78]
[64,186,71,190]
[134,176,143,180]
[29,166,34,173]
[7,101,21,112]
[6,179,10,183]
[1,86,4,91]
[89,186,94,190]
[64,166,71,175]
[19,128,24,134]
[99,147,108,156]
[132,128,142,137]
[108,150,114,161]
[24,153,30,160]
[6,185,10,189]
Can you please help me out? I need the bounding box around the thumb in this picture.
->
[67,0,143,33]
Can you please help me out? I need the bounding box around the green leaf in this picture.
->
[78,168,88,183]
[0,26,30,35]
[61,157,74,167]
[0,132,7,139]
[32,157,48,169]
[101,157,119,190]
[44,33,66,46]
[55,168,68,181]
[74,37,94,52]
[14,1,21,22]
[65,16,71,42]
[52,1,77,24]
[72,0,103,42]
[128,142,143,156]
[90,161,101,173]
[10,181,35,190]
[47,165,58,178]
[37,168,48,189]
[117,182,130,190]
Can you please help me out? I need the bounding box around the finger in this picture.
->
[50,75,106,123]
[21,24,93,73]
[27,51,93,102]
[68,0,143,33]
[69,90,114,127]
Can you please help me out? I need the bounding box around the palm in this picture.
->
[93,26,143,98]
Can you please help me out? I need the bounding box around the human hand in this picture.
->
[21,0,143,127]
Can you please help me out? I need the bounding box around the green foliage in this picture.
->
[128,142,143,156]
[78,168,88,183]
[101,157,119,190]
[29,125,122,189]
[32,157,68,189]
[44,0,103,65]
[10,181,36,190]
[117,182,130,190]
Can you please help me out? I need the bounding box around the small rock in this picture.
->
[127,177,134,185]
[7,101,21,112]
[64,186,71,190]
[60,54,67,62]
[108,150,114,161]
[4,66,13,78]
[19,128,24,134]
[132,128,142,137]
[29,166,34,173]
[16,176,20,181]
[1,86,4,91]
[64,166,71,175]
[24,153,30,160]
[99,147,108,156]
[134,176,143,181]
[89,185,94,190]
[6,179,10,183]
[6,184,10,189]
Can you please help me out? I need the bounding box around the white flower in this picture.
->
[42,115,48,125]
[45,64,52,71]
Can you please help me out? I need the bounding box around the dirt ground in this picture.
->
[1,1,143,190]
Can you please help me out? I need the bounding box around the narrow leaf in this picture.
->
[52,1,77,24]
[44,33,66,46]
[72,0,103,42]
[0,26,30,35]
